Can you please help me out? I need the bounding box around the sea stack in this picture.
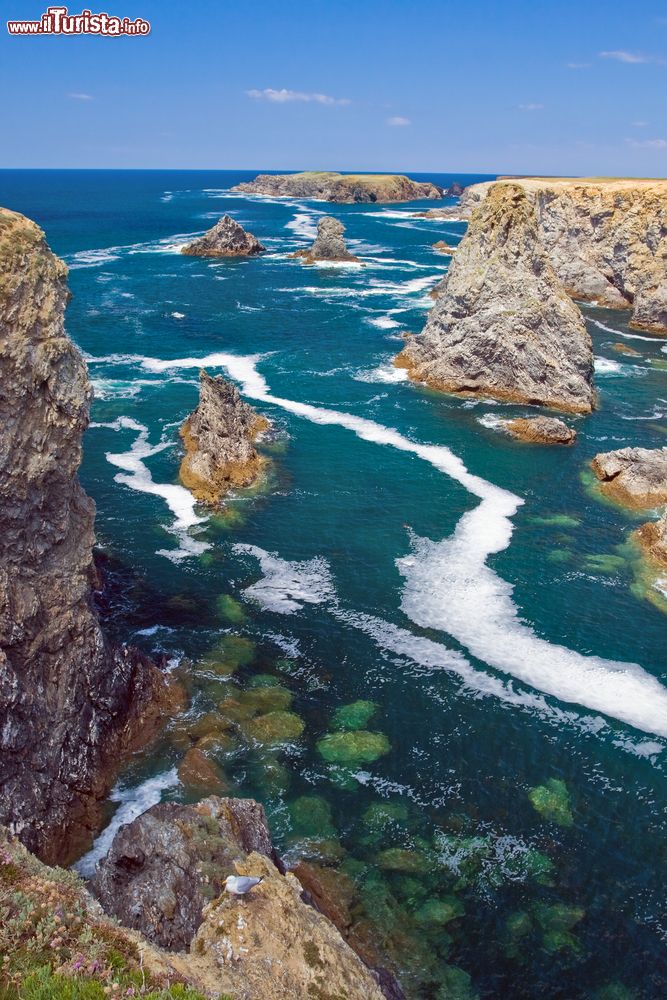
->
[181,214,265,258]
[502,416,577,445]
[293,215,360,263]
[396,183,595,413]
[179,369,269,505]
[231,171,443,203]
[0,208,174,865]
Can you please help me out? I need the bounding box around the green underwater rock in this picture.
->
[247,673,282,688]
[414,896,465,926]
[377,847,431,874]
[216,594,247,624]
[331,700,378,731]
[199,634,256,676]
[534,902,585,954]
[325,764,360,791]
[289,796,336,838]
[529,514,581,528]
[436,965,478,1000]
[547,548,572,564]
[242,710,305,745]
[528,778,574,827]
[316,730,390,765]
[583,553,626,574]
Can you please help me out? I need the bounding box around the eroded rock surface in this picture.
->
[91,796,388,999]
[293,215,360,263]
[180,369,269,505]
[503,416,577,445]
[397,183,595,413]
[232,171,442,203]
[0,208,173,866]
[591,447,667,508]
[181,215,265,258]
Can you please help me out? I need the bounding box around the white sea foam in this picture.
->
[594,357,626,375]
[91,351,667,738]
[74,768,179,877]
[286,209,323,241]
[590,319,659,343]
[234,543,335,612]
[171,311,186,319]
[353,362,409,384]
[366,315,402,330]
[93,416,210,561]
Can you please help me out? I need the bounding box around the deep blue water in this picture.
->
[1,169,666,999]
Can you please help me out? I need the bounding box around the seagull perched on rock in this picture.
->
[224,874,263,897]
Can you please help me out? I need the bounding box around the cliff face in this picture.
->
[89,796,389,1000]
[231,171,443,203]
[0,208,174,866]
[427,178,667,333]
[397,184,595,413]
[181,215,265,258]
[179,369,269,505]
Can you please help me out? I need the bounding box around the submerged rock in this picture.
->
[317,730,391,764]
[181,214,265,257]
[528,778,574,827]
[332,699,378,730]
[0,207,175,866]
[503,416,577,445]
[591,447,667,508]
[231,171,443,203]
[397,183,595,413]
[180,369,269,505]
[292,215,360,263]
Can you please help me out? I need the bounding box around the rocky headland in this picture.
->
[591,446,667,610]
[292,215,360,263]
[501,416,577,445]
[396,183,595,413]
[0,208,176,866]
[419,178,667,333]
[181,215,265,258]
[231,171,443,203]
[179,369,269,505]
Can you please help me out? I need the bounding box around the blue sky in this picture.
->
[1,0,666,175]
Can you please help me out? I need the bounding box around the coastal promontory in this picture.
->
[396,183,595,413]
[181,214,265,257]
[0,208,175,866]
[231,170,443,203]
[180,369,269,505]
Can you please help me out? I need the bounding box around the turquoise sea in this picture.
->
[2,169,666,999]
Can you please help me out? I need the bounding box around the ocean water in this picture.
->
[2,169,666,999]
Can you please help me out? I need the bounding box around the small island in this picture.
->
[292,215,360,263]
[181,215,265,258]
[231,171,443,203]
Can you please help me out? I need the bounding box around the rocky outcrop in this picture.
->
[502,416,577,445]
[292,215,360,263]
[179,370,269,505]
[0,208,175,866]
[591,447,667,508]
[91,796,388,1000]
[445,181,465,197]
[181,215,265,258]
[424,178,667,334]
[231,171,443,203]
[635,510,667,569]
[396,183,595,413]
[414,184,490,219]
[432,240,456,254]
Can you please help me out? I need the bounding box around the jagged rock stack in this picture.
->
[396,183,596,413]
[179,369,269,505]
[181,214,265,258]
[293,215,360,264]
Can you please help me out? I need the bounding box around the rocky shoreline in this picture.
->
[231,171,443,203]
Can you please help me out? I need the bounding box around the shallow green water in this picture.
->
[2,170,666,998]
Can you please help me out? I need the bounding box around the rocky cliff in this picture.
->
[179,369,269,505]
[422,178,667,333]
[0,208,175,866]
[181,215,265,258]
[292,215,360,263]
[396,183,595,413]
[231,171,443,203]
[89,796,389,1000]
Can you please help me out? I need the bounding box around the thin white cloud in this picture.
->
[599,50,650,63]
[626,137,667,148]
[245,88,350,106]
[518,103,544,111]
[386,116,411,126]
[632,120,649,127]
[567,62,591,69]
[68,92,93,100]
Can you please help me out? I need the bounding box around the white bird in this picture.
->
[224,874,264,897]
